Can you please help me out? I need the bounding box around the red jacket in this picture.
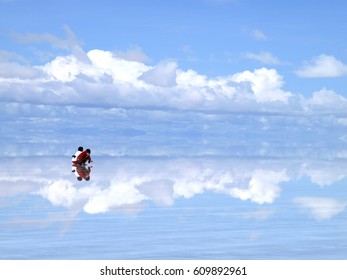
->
[76,150,92,163]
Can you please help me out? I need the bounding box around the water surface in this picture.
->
[1,155,346,259]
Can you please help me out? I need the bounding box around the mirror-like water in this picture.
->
[1,156,346,259]
[1,101,347,259]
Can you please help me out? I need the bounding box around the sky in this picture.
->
[2,1,347,259]
[1,0,347,107]
[1,1,347,158]
[0,0,347,158]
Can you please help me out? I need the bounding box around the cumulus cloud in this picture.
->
[0,46,297,110]
[83,182,148,214]
[6,31,347,114]
[37,180,97,208]
[0,62,44,79]
[41,49,150,84]
[231,68,292,103]
[299,160,347,187]
[0,28,299,110]
[139,60,177,87]
[5,29,347,115]
[294,197,347,220]
[42,55,81,82]
[228,169,289,204]
[303,88,347,112]
[296,54,347,78]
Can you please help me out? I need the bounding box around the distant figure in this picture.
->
[73,148,93,165]
[72,146,83,162]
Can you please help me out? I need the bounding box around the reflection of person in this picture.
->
[73,148,93,165]
[72,146,83,162]
[74,164,92,181]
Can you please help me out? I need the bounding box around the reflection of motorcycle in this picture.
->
[72,163,92,181]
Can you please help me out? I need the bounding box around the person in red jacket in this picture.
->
[71,146,83,162]
[73,148,93,164]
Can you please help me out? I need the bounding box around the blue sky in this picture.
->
[2,0,347,97]
[1,0,347,159]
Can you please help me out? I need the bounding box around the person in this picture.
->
[73,148,93,165]
[72,146,83,162]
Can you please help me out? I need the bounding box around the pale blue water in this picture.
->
[1,102,347,259]
[1,156,347,259]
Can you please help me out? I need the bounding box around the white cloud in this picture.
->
[0,47,297,110]
[36,180,99,208]
[84,181,148,214]
[303,88,347,112]
[296,54,347,78]
[243,51,280,65]
[176,69,208,88]
[294,197,347,220]
[299,161,347,187]
[87,49,150,84]
[139,60,178,87]
[229,169,289,204]
[42,55,81,82]
[7,29,347,116]
[0,62,44,79]
[41,49,151,85]
[3,34,347,116]
[137,180,175,207]
[173,165,234,199]
[231,68,292,103]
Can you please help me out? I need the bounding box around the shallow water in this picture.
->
[1,156,347,259]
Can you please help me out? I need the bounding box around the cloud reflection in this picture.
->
[1,156,346,218]
[293,197,347,220]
